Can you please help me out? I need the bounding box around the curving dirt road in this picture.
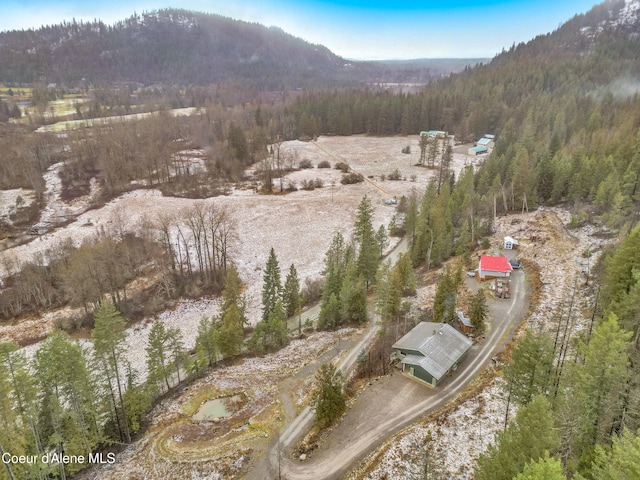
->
[250,266,529,480]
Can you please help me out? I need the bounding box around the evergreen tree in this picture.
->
[562,313,631,458]
[222,266,247,329]
[433,268,456,323]
[318,292,341,330]
[312,362,346,429]
[375,261,402,323]
[195,315,219,367]
[504,328,555,405]
[340,259,368,325]
[249,300,289,352]
[591,429,640,480]
[514,453,567,480]
[145,321,173,392]
[166,327,186,384]
[0,344,32,480]
[36,332,102,477]
[468,288,489,334]
[262,247,282,322]
[475,395,560,480]
[355,195,379,288]
[376,224,389,258]
[92,302,131,443]
[283,263,301,319]
[219,303,244,357]
[0,342,43,463]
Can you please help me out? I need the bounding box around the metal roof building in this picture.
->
[392,322,472,387]
[468,145,488,155]
[478,255,513,280]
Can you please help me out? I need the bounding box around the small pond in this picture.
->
[192,395,243,422]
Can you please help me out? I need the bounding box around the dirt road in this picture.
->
[252,266,529,480]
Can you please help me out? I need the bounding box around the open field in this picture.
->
[0,135,483,377]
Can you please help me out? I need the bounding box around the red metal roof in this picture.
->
[480,255,513,273]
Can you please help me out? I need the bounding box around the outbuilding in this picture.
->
[477,137,494,149]
[468,146,488,156]
[503,236,519,250]
[456,310,474,334]
[393,322,473,387]
[478,255,513,280]
[420,130,448,139]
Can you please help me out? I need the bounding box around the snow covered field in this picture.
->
[1,135,478,383]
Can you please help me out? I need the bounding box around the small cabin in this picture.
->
[503,236,519,250]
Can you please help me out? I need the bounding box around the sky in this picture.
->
[0,0,604,59]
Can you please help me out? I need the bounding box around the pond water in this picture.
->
[192,398,232,421]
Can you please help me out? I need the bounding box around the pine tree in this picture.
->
[219,303,244,357]
[0,344,32,480]
[355,195,379,288]
[0,342,43,462]
[376,224,389,258]
[195,315,219,367]
[514,453,567,480]
[468,288,489,334]
[475,395,560,480]
[318,292,341,330]
[222,266,247,329]
[167,327,185,384]
[340,259,367,325]
[563,313,631,457]
[145,321,173,392]
[36,332,102,476]
[283,263,301,319]
[92,302,131,443]
[312,362,346,429]
[591,429,640,480]
[433,268,455,323]
[262,247,282,322]
[503,329,555,405]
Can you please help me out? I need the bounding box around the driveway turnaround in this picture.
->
[251,264,529,480]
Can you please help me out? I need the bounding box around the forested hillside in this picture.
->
[0,9,351,87]
[290,0,640,228]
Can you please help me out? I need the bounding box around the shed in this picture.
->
[477,137,494,149]
[478,255,513,280]
[468,146,488,156]
[503,236,519,250]
[456,310,473,334]
[392,322,472,387]
[420,130,448,139]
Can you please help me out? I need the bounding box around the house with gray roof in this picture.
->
[392,322,472,387]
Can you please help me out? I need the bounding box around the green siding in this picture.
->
[413,366,435,385]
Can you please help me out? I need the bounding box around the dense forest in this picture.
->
[0,9,476,88]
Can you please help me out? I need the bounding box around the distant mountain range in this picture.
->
[0,9,485,88]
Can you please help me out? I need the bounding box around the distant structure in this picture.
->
[478,137,494,148]
[392,322,472,387]
[468,146,488,155]
[503,236,519,250]
[420,130,448,139]
[478,255,513,280]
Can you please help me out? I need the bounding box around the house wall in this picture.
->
[478,269,510,280]
[404,363,437,386]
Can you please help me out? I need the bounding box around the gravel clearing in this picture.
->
[81,328,359,480]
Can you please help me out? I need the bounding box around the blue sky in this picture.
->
[0,0,602,59]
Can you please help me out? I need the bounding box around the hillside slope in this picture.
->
[0,9,351,87]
